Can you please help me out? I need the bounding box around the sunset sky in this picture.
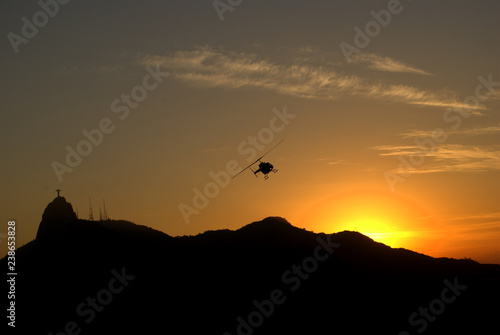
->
[1,0,499,263]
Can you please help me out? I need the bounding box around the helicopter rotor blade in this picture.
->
[232,158,262,178]
[255,139,284,162]
[232,162,255,178]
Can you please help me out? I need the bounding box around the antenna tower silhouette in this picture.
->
[103,199,108,220]
[89,198,94,221]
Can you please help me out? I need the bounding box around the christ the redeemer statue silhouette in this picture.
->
[56,189,61,197]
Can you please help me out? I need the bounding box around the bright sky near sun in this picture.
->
[1,1,499,263]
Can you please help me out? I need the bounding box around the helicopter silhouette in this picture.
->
[233,140,284,180]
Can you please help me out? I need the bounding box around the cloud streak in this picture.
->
[56,65,120,75]
[351,54,433,76]
[447,212,500,222]
[140,47,484,112]
[400,125,500,138]
[445,213,500,243]
[374,144,500,174]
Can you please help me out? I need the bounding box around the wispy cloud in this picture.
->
[444,213,500,242]
[351,54,433,76]
[364,83,484,112]
[401,125,500,138]
[374,144,500,174]
[56,65,120,75]
[139,47,484,112]
[201,146,233,153]
[327,160,348,165]
[447,212,500,222]
[140,47,354,100]
[312,157,359,167]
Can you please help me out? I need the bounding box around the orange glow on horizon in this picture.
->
[298,188,447,253]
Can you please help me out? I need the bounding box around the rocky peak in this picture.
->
[36,195,78,240]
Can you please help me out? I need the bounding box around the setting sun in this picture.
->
[299,188,440,251]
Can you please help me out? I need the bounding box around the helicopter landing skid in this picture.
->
[264,169,278,180]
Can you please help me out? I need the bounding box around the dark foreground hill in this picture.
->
[2,196,500,334]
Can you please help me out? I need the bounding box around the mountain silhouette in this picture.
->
[2,196,499,334]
